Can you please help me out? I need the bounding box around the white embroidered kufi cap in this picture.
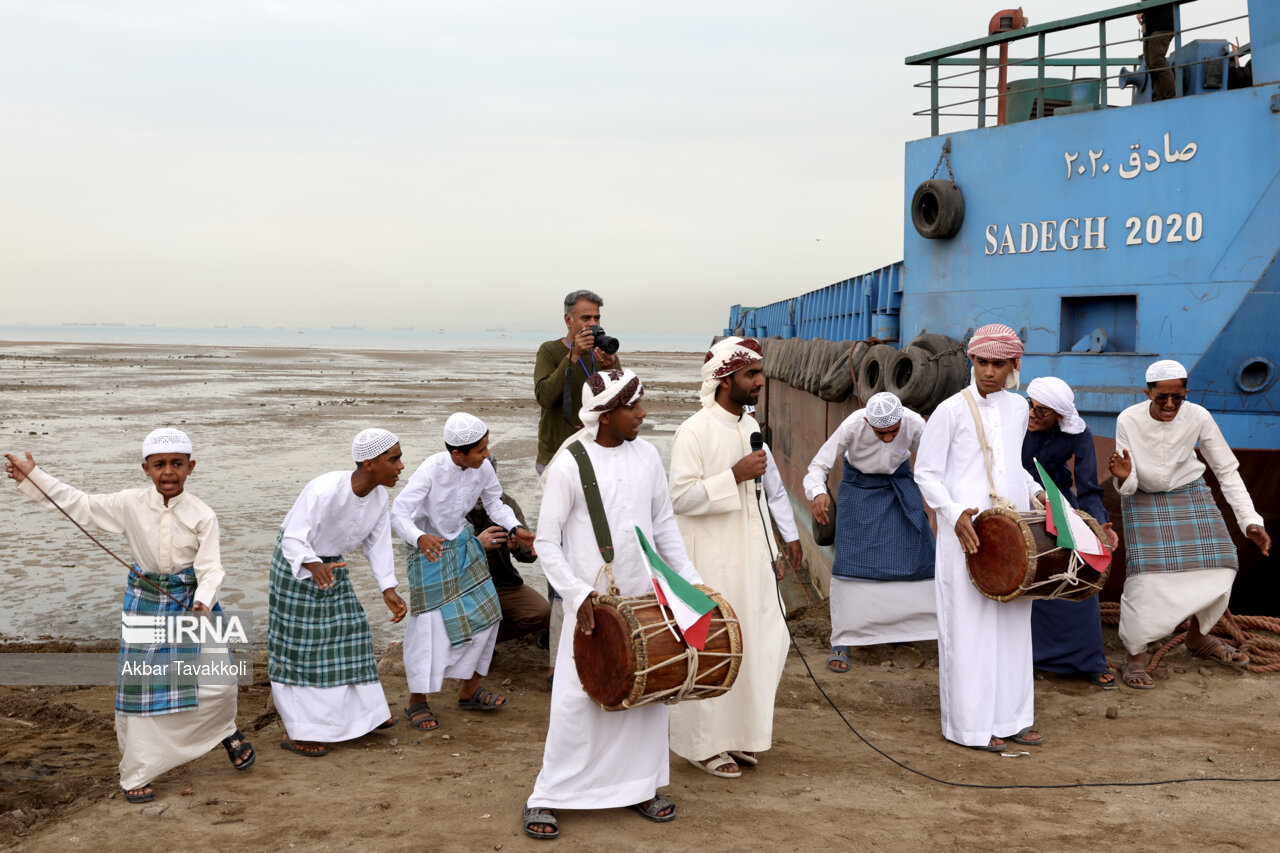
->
[864,392,904,428]
[1145,359,1188,383]
[142,428,192,459]
[352,428,399,462]
[1026,376,1086,435]
[444,412,488,447]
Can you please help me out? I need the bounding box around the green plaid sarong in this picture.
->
[406,527,501,647]
[116,566,201,716]
[267,530,378,687]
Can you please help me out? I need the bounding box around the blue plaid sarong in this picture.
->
[406,527,501,647]
[1120,478,1238,577]
[267,530,379,687]
[832,459,935,581]
[116,566,213,716]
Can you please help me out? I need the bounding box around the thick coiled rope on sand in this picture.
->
[1099,603,1280,674]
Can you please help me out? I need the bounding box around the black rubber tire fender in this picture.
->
[855,343,896,402]
[885,346,938,409]
[812,498,837,547]
[911,179,965,240]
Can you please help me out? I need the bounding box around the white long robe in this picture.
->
[271,471,397,742]
[528,437,701,810]
[914,384,1042,747]
[15,466,238,788]
[667,404,794,760]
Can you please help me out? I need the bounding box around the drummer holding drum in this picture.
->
[914,324,1048,753]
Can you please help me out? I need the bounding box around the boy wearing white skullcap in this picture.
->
[1022,377,1119,689]
[391,413,536,731]
[269,429,408,756]
[5,429,252,804]
[1108,360,1270,689]
[803,392,936,672]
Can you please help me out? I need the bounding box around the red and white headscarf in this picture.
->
[579,368,644,438]
[966,323,1024,390]
[699,336,763,408]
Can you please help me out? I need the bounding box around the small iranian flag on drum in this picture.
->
[1034,458,1111,572]
[634,526,717,650]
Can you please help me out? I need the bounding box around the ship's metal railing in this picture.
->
[725,261,904,342]
[905,0,1249,136]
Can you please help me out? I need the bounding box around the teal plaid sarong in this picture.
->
[1121,478,1239,577]
[406,527,501,647]
[116,566,205,716]
[267,530,379,687]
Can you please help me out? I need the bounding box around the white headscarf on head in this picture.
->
[864,392,904,428]
[1026,376,1086,435]
[699,336,763,408]
[1145,359,1188,383]
[352,428,399,462]
[444,412,488,447]
[142,428,192,459]
[579,368,644,439]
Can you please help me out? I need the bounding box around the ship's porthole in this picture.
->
[1235,357,1277,393]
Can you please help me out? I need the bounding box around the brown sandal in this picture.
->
[1188,636,1250,668]
[1120,661,1155,690]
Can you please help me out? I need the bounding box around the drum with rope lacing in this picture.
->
[965,507,1111,602]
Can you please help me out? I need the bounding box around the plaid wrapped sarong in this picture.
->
[267,530,378,687]
[117,566,207,716]
[1121,478,1238,577]
[833,459,935,581]
[406,527,501,647]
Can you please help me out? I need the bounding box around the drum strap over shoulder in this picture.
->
[566,440,615,566]
[962,387,1017,512]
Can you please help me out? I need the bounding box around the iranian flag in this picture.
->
[634,526,717,650]
[1034,458,1111,573]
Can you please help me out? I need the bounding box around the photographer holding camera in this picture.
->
[533,290,621,473]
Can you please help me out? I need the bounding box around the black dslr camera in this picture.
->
[588,325,620,355]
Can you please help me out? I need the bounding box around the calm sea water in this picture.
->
[0,325,713,353]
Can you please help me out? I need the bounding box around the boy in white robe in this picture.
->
[668,337,801,779]
[391,413,536,730]
[1108,359,1270,689]
[268,428,408,756]
[804,392,937,671]
[5,429,252,804]
[914,324,1046,752]
[524,369,702,840]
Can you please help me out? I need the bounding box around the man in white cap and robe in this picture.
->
[667,337,801,778]
[914,324,1046,752]
[6,429,252,804]
[523,368,702,840]
[1109,359,1270,689]
[268,428,408,756]
[804,391,936,673]
[391,413,536,730]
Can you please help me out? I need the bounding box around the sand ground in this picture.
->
[2,343,1278,852]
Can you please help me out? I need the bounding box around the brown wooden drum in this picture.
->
[965,507,1112,602]
[574,585,742,711]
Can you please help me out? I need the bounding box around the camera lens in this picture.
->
[591,326,620,355]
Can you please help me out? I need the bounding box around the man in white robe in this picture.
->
[524,369,701,840]
[1108,359,1271,689]
[804,392,936,672]
[914,325,1046,752]
[269,429,408,756]
[668,337,801,778]
[391,413,536,730]
[6,429,251,804]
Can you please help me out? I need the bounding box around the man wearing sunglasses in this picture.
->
[1109,359,1271,689]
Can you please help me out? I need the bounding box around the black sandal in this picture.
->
[123,785,155,804]
[222,729,255,770]
[522,806,559,840]
[404,702,440,731]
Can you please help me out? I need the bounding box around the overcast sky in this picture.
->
[0,1,1250,334]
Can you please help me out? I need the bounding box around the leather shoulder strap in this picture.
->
[566,440,614,563]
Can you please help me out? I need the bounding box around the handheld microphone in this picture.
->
[749,431,764,496]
